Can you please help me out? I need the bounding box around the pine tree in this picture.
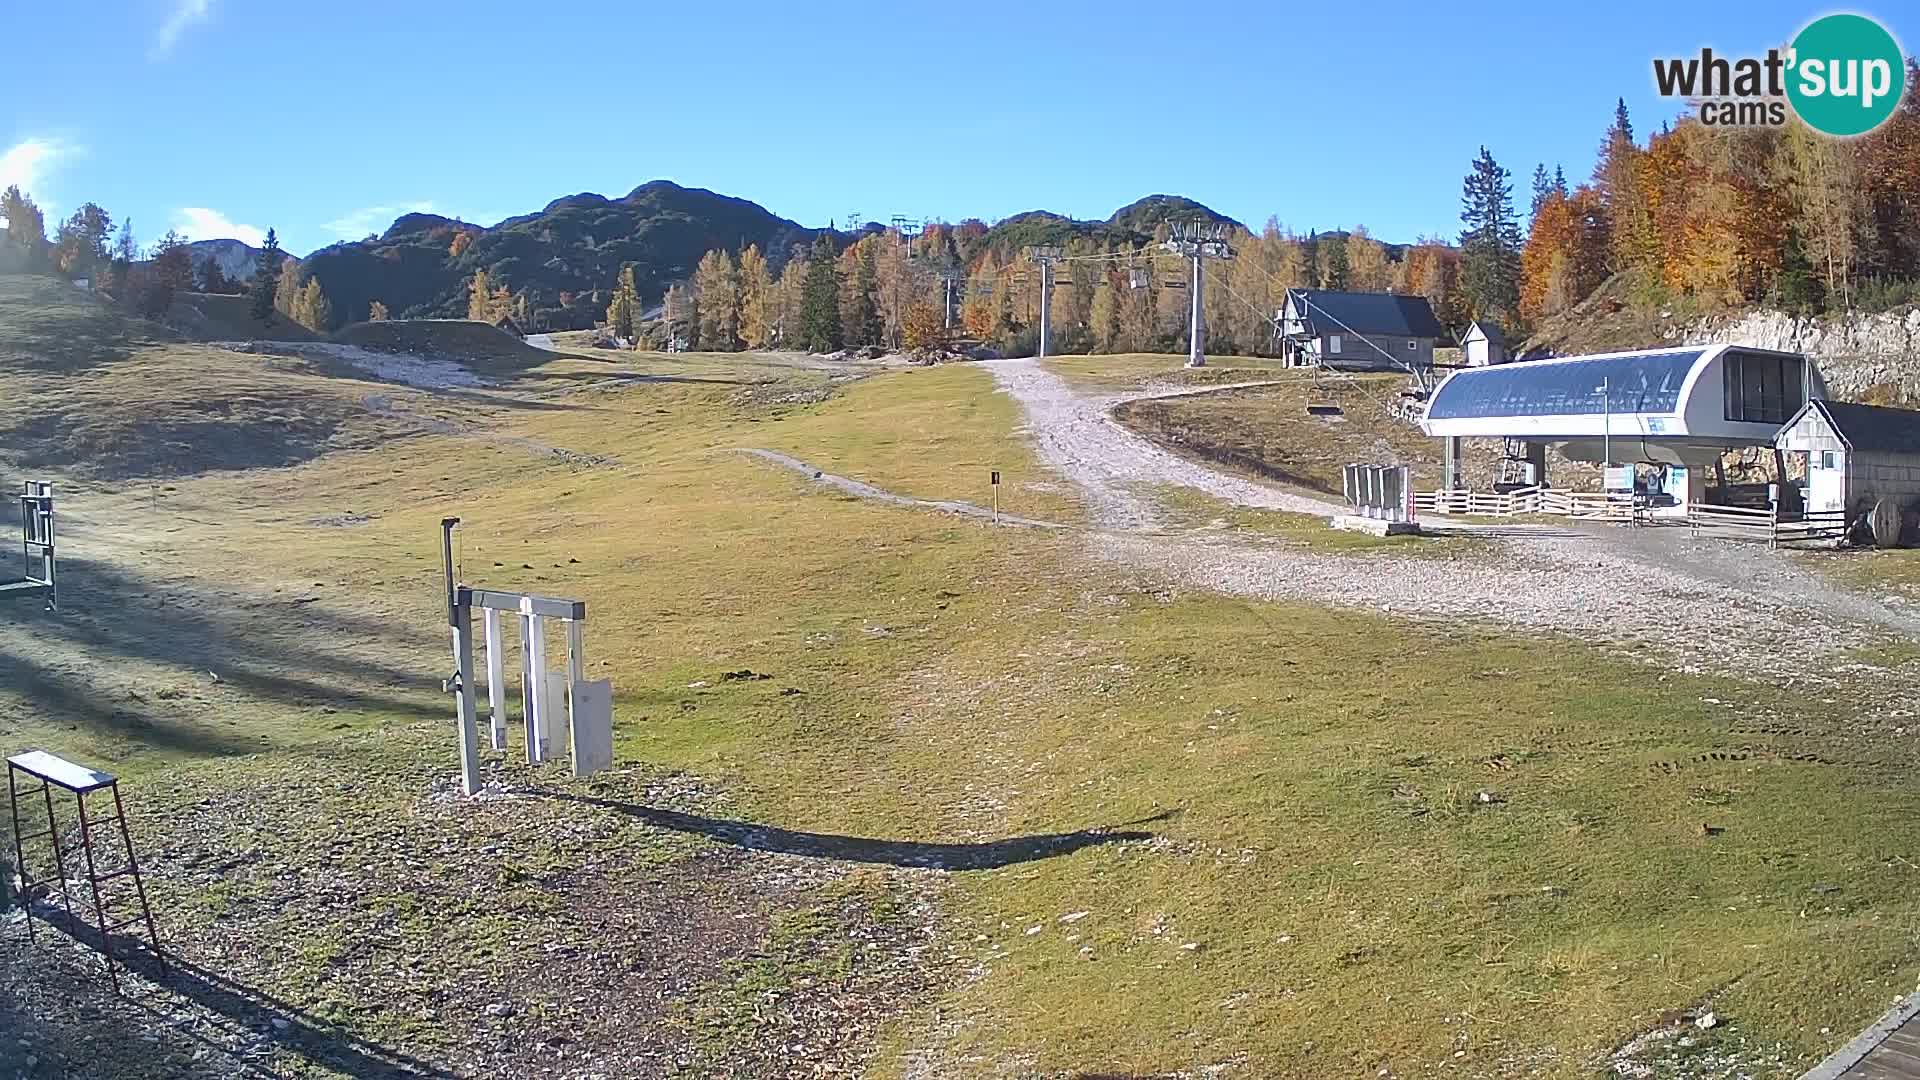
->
[1459,146,1524,321]
[250,228,283,322]
[798,236,842,352]
[198,258,230,294]
[0,185,48,272]
[1530,164,1554,219]
[839,238,881,347]
[1314,232,1349,289]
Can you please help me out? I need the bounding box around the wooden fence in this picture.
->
[1413,488,1632,520]
[1415,488,1849,544]
[1688,503,1848,546]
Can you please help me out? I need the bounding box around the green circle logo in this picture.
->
[1786,13,1907,137]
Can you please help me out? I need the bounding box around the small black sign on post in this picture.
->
[990,471,1001,522]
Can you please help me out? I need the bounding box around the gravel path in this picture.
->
[739,448,1063,529]
[986,357,1920,691]
[981,358,1338,528]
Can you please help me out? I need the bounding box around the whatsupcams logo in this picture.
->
[1652,12,1907,136]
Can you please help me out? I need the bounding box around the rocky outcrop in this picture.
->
[1687,307,1920,402]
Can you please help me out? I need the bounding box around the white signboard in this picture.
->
[1603,466,1635,493]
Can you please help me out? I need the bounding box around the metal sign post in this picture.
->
[991,470,1000,522]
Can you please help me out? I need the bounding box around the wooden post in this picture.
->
[483,608,506,751]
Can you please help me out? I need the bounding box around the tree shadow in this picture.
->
[546,792,1175,871]
[0,555,447,757]
[16,909,459,1079]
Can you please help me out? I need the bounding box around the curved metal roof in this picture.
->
[1426,347,1708,421]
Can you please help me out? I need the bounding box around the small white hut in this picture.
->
[1775,399,1920,523]
[1461,320,1509,367]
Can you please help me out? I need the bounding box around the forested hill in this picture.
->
[289,184,1252,331]
[297,181,819,331]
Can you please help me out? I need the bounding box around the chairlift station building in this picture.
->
[1420,344,1826,497]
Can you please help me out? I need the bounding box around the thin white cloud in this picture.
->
[175,207,265,246]
[322,201,438,241]
[152,0,213,59]
[0,137,78,202]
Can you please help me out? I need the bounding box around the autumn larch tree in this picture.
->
[693,248,741,350]
[604,265,640,341]
[737,244,773,349]
[1459,146,1524,322]
[368,300,391,321]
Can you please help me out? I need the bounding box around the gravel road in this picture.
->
[986,357,1920,691]
[981,358,1339,527]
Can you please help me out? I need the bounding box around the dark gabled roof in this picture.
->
[1463,319,1506,345]
[1286,288,1444,339]
[1799,398,1920,454]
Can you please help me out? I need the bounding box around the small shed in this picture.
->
[1462,320,1508,367]
[1775,398,1920,519]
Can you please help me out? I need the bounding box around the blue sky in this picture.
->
[1,1,1912,256]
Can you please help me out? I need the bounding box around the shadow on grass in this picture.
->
[549,792,1174,871]
[15,908,459,1079]
[0,555,445,757]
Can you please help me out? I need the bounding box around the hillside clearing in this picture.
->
[1,318,1918,1076]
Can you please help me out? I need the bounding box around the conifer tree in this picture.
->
[250,228,283,322]
[1530,164,1554,219]
[798,236,842,352]
[1459,146,1524,321]
[0,185,48,271]
[843,240,880,346]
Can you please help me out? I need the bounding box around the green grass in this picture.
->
[4,326,1919,1077]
